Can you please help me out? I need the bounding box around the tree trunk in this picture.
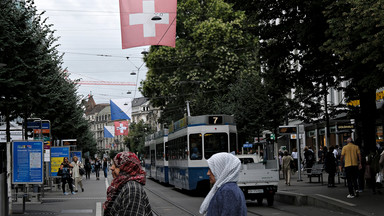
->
[359,89,377,152]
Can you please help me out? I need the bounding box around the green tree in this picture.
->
[323,0,384,151]
[0,0,96,153]
[142,0,258,125]
[124,120,153,155]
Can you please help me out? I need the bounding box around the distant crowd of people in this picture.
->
[277,138,384,198]
[58,156,111,195]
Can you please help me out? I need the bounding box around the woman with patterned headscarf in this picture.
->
[103,152,152,216]
[199,152,247,216]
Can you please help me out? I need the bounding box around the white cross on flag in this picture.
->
[115,121,129,136]
[119,0,177,49]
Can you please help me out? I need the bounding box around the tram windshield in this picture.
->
[204,133,228,159]
[189,133,202,160]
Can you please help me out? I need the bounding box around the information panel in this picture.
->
[50,147,70,177]
[12,141,44,184]
[70,151,82,162]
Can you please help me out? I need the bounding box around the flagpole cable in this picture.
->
[156,15,177,46]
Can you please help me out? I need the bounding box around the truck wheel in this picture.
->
[257,198,263,206]
[267,195,274,206]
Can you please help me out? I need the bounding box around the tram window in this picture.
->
[150,150,155,166]
[204,133,228,159]
[144,146,150,159]
[165,142,169,161]
[230,133,237,153]
[183,136,188,159]
[156,143,164,160]
[189,134,202,160]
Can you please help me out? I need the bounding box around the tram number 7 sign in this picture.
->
[209,116,223,125]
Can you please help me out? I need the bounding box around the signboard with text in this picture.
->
[12,141,44,184]
[70,151,82,162]
[50,147,70,177]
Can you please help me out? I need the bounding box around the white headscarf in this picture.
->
[199,152,241,214]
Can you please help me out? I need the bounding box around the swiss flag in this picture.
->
[115,121,129,136]
[119,0,177,49]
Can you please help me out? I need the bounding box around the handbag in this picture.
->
[57,169,63,176]
[79,167,85,176]
[376,172,383,183]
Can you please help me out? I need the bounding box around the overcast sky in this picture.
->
[34,0,149,104]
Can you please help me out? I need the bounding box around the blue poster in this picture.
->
[70,151,82,163]
[50,147,70,177]
[12,141,44,184]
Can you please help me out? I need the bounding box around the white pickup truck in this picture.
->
[236,154,279,206]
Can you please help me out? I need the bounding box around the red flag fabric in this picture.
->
[115,121,129,136]
[119,0,177,49]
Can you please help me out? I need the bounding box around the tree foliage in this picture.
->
[0,0,96,153]
[322,0,384,150]
[124,120,153,155]
[142,0,259,125]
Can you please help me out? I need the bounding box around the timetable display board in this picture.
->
[12,141,44,184]
[50,147,70,177]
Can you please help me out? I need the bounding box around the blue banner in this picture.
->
[50,147,70,177]
[12,141,44,184]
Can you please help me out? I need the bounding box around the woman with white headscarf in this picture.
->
[199,152,247,216]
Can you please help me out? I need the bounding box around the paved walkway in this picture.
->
[11,170,383,216]
[276,170,383,216]
[11,173,111,215]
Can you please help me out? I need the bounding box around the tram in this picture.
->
[154,129,168,183]
[167,115,237,191]
[145,115,238,191]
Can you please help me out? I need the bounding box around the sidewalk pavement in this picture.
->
[11,173,111,216]
[276,171,382,216]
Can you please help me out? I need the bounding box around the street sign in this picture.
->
[270,134,275,139]
[50,147,70,177]
[12,141,44,184]
[278,126,297,134]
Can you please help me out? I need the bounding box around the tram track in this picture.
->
[145,186,197,216]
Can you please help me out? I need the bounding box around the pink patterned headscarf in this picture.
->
[103,152,146,211]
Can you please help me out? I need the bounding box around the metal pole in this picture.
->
[296,125,302,181]
[186,101,191,117]
[7,142,12,215]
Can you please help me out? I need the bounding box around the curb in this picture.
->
[275,191,372,216]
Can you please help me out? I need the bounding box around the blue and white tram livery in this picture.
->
[154,129,169,183]
[167,115,237,191]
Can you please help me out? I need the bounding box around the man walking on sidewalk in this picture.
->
[340,138,362,198]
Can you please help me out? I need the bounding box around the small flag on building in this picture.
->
[115,121,129,136]
[119,0,177,48]
[104,126,115,138]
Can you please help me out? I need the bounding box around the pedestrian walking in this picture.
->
[103,157,108,178]
[282,151,294,186]
[291,148,298,172]
[95,158,101,180]
[84,158,92,180]
[340,138,362,198]
[324,146,337,187]
[59,157,75,195]
[71,156,84,192]
[199,152,247,216]
[103,152,152,216]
